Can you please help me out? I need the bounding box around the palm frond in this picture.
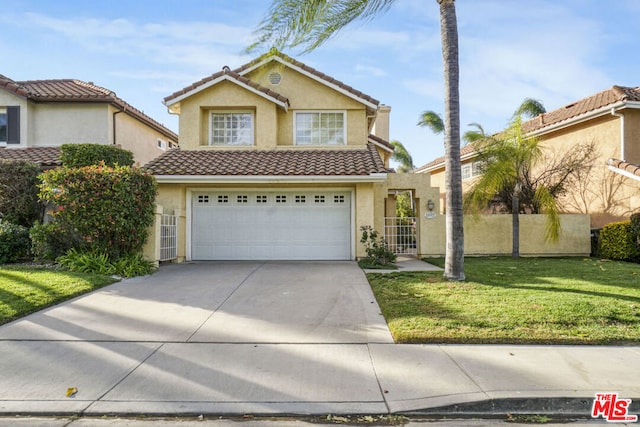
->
[512,98,546,121]
[249,0,398,54]
[534,186,561,242]
[417,110,444,134]
[390,140,415,173]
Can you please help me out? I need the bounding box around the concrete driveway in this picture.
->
[4,261,638,417]
[0,261,393,343]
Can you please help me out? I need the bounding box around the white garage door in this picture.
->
[191,190,352,260]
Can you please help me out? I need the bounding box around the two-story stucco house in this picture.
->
[417,85,640,228]
[0,75,178,167]
[143,51,439,262]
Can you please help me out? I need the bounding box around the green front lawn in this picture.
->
[368,257,640,344]
[0,265,118,325]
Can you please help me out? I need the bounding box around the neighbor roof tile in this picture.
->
[0,147,61,168]
[0,75,177,141]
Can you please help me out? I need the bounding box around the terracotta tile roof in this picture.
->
[415,85,640,173]
[414,143,476,173]
[143,144,388,176]
[164,67,289,108]
[163,51,379,108]
[0,75,177,141]
[0,147,61,168]
[522,85,640,134]
[367,134,394,152]
[608,158,640,180]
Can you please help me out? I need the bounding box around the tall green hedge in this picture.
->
[0,160,44,227]
[60,144,134,168]
[599,220,639,261]
[39,163,157,259]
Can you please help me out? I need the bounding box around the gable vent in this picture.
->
[269,72,282,85]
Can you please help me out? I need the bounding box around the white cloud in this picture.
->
[354,64,387,77]
[16,12,253,71]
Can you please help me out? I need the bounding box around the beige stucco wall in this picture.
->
[110,106,176,166]
[420,214,590,257]
[176,63,370,150]
[31,103,109,147]
[372,173,445,258]
[247,65,369,148]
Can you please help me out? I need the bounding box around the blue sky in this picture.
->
[2,0,639,168]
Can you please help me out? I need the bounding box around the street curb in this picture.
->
[400,397,640,418]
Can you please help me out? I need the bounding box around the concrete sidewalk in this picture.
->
[1,342,638,417]
[0,261,638,421]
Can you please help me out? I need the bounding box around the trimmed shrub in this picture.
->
[57,249,155,278]
[599,220,639,261]
[0,160,44,227]
[30,222,85,262]
[60,144,134,168]
[630,213,640,246]
[38,163,157,259]
[0,222,31,264]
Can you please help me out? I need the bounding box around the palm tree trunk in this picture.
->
[438,0,465,280]
[512,189,520,258]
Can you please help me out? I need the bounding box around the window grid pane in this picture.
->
[210,113,253,146]
[296,112,344,145]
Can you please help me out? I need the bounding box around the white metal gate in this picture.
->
[160,214,177,261]
[384,217,417,255]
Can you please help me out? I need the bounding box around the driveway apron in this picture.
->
[0,261,394,415]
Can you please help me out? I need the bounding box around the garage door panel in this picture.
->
[192,190,351,260]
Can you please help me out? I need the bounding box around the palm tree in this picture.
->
[390,140,415,173]
[250,0,465,280]
[465,116,560,258]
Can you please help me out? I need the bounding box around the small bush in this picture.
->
[57,249,113,275]
[599,220,639,261]
[57,249,155,278]
[0,160,44,227]
[359,225,396,267]
[113,253,155,277]
[0,222,31,264]
[60,144,134,168]
[30,222,85,261]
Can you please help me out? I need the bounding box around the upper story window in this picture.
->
[294,111,345,146]
[209,111,254,146]
[0,108,7,144]
[462,160,484,180]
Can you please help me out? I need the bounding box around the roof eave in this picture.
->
[154,173,388,184]
[239,55,379,111]
[163,74,288,112]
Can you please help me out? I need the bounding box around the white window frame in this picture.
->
[294,111,346,146]
[0,108,6,144]
[461,163,472,180]
[209,111,254,146]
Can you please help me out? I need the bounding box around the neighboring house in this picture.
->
[143,51,439,262]
[417,85,640,228]
[0,75,178,167]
